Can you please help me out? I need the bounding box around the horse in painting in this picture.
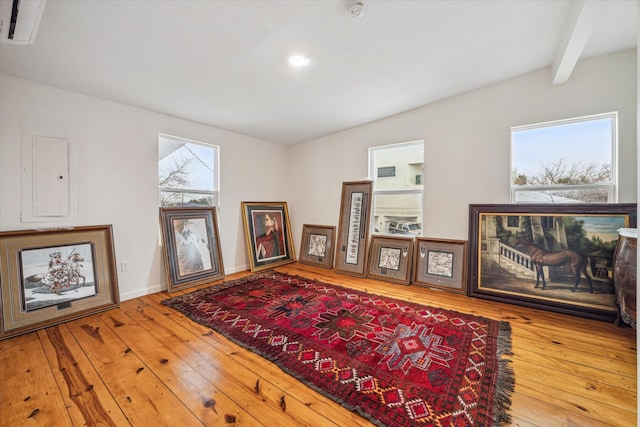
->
[514,239,593,293]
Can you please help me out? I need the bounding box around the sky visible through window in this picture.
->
[512,116,612,178]
[159,143,214,191]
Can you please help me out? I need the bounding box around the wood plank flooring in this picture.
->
[1,263,636,426]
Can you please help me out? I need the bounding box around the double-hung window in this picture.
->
[158,134,219,207]
[511,112,616,203]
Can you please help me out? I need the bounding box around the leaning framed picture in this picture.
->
[414,238,468,294]
[160,207,225,292]
[299,224,336,269]
[367,235,415,285]
[241,202,296,272]
[0,225,119,340]
[334,180,373,277]
[468,203,637,321]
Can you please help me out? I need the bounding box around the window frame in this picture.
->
[510,112,617,204]
[158,133,220,208]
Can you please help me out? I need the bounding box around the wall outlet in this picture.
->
[121,261,129,272]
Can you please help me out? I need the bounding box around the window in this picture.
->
[369,141,424,236]
[507,216,519,228]
[377,166,396,178]
[511,112,616,203]
[158,134,219,207]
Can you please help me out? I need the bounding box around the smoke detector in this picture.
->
[346,1,364,21]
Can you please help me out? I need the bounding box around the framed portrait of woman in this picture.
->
[241,202,296,272]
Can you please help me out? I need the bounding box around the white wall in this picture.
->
[1,49,636,301]
[0,75,291,300]
[288,49,637,246]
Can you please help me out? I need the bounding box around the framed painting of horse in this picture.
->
[468,204,637,321]
[0,225,120,340]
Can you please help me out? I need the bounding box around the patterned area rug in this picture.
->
[162,271,514,426]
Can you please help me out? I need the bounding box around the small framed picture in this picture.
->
[299,224,336,269]
[414,238,468,294]
[160,207,225,292]
[0,225,120,340]
[367,235,415,285]
[241,202,296,272]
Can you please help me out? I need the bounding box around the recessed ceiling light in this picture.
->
[288,54,310,67]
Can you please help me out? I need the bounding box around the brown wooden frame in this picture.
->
[160,207,225,292]
[0,225,119,340]
[334,180,373,277]
[299,224,336,269]
[241,202,296,272]
[468,203,637,321]
[367,234,415,285]
[414,238,468,294]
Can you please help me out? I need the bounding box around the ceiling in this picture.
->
[0,0,637,146]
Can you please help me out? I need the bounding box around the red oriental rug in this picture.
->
[162,271,514,426]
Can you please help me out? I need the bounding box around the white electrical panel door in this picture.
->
[33,136,69,216]
[21,118,77,223]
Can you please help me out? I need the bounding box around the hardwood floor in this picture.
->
[1,263,636,426]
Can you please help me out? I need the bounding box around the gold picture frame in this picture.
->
[0,225,120,340]
[367,235,415,285]
[299,224,336,269]
[242,202,296,272]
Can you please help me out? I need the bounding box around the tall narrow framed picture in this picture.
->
[414,238,468,294]
[299,224,336,269]
[242,202,296,272]
[160,207,225,292]
[334,180,373,277]
[468,203,637,321]
[0,225,119,340]
[367,235,415,285]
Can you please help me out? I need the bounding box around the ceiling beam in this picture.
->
[551,0,605,86]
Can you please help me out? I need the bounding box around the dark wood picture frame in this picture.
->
[334,180,373,277]
[367,234,415,285]
[242,202,296,272]
[160,207,225,292]
[0,225,120,340]
[299,224,336,269]
[468,203,637,321]
[414,238,468,294]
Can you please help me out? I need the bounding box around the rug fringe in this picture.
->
[494,321,515,427]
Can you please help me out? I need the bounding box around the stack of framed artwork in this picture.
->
[233,185,637,323]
